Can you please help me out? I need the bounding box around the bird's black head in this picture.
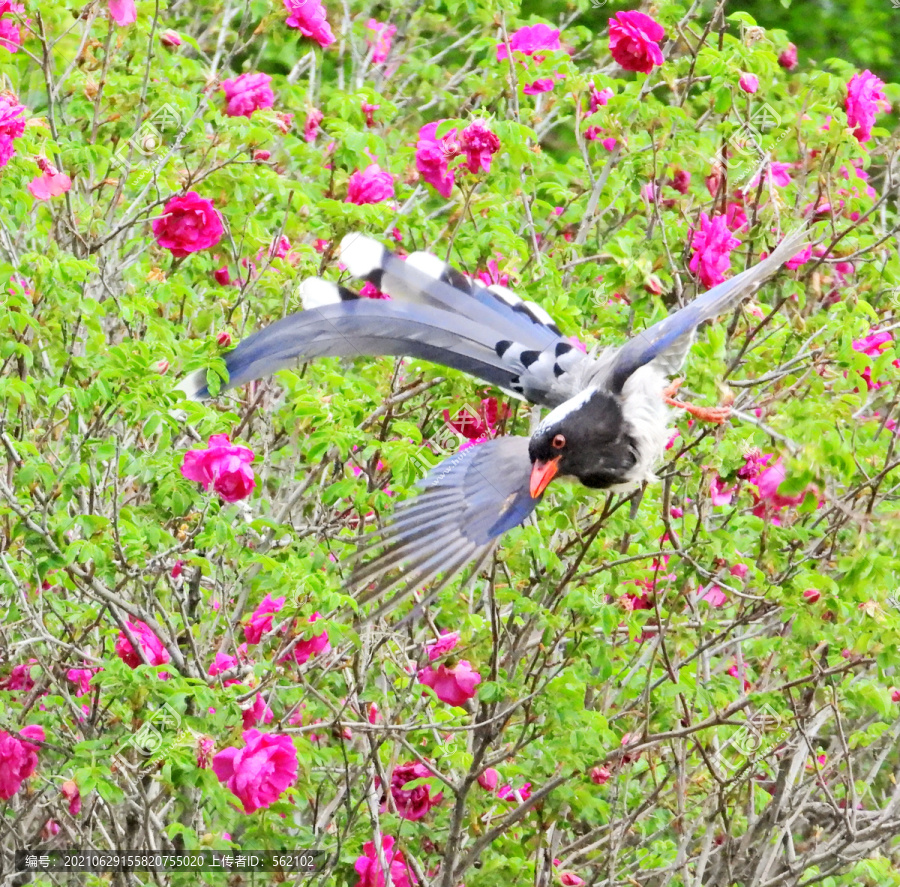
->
[528,388,638,496]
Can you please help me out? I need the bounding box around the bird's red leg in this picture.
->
[663,377,731,425]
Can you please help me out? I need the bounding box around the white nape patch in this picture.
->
[300,278,341,310]
[339,233,384,278]
[174,368,209,402]
[537,386,601,435]
[620,364,670,484]
[407,251,447,280]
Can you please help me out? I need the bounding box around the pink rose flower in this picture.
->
[778,43,798,70]
[689,212,741,287]
[382,761,443,821]
[0,661,36,692]
[0,726,43,800]
[305,108,324,142]
[366,18,396,64]
[478,768,499,790]
[108,0,136,26]
[496,23,560,60]
[590,765,610,785]
[608,11,665,73]
[241,693,274,729]
[846,70,890,143]
[244,594,286,644]
[426,631,460,661]
[346,163,395,205]
[560,873,585,887]
[197,736,215,769]
[0,2,25,53]
[701,584,727,607]
[152,192,224,257]
[61,779,81,815]
[589,84,614,113]
[0,92,26,167]
[28,158,72,200]
[669,169,690,193]
[418,660,481,706]
[353,835,416,887]
[415,121,456,197]
[221,72,275,119]
[785,245,812,270]
[738,72,758,94]
[115,620,170,668]
[730,563,749,579]
[208,651,244,686]
[460,120,500,174]
[160,29,182,47]
[212,729,297,813]
[180,433,256,502]
[710,475,735,506]
[497,781,532,803]
[803,588,822,604]
[66,667,99,697]
[281,612,330,665]
[283,0,335,47]
[362,101,379,127]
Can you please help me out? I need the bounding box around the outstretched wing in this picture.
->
[605,226,810,393]
[352,436,538,622]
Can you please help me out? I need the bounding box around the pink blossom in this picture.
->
[590,765,611,785]
[108,0,136,26]
[212,729,297,813]
[846,70,890,143]
[589,84,614,112]
[253,149,270,161]
[737,449,772,483]
[242,693,275,729]
[171,560,184,579]
[152,192,224,257]
[115,620,170,669]
[160,29,182,47]
[0,93,25,167]
[560,873,585,887]
[608,11,665,73]
[415,121,456,197]
[477,258,510,287]
[443,397,509,443]
[852,329,897,390]
[460,120,500,174]
[221,73,274,119]
[601,136,617,151]
[197,736,215,769]
[803,588,821,604]
[67,667,99,697]
[724,202,747,232]
[61,779,81,815]
[418,660,481,707]
[669,169,690,194]
[778,43,798,70]
[346,163,395,205]
[1,661,36,692]
[497,781,532,803]
[243,594,286,644]
[496,23,560,60]
[214,266,232,286]
[276,111,294,133]
[524,77,557,94]
[282,612,331,664]
[283,0,335,48]
[738,72,758,94]
[353,835,416,887]
[305,108,323,142]
[0,726,44,799]
[730,563,749,579]
[426,631,460,661]
[710,475,735,506]
[689,212,741,287]
[362,102,379,127]
[382,761,443,820]
[208,651,243,686]
[701,584,727,607]
[785,245,812,270]
[366,19,395,64]
[0,2,24,52]
[360,281,389,299]
[478,768,499,790]
[181,433,255,502]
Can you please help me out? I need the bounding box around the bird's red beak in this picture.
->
[530,457,560,498]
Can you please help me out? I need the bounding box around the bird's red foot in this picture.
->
[663,378,731,425]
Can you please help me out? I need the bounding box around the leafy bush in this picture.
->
[2,1,900,885]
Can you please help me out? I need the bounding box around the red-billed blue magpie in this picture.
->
[178,227,808,616]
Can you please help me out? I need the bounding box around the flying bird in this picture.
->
[178,227,808,618]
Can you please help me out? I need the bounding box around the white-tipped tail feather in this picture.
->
[300,278,342,310]
[175,367,209,401]
[339,233,385,279]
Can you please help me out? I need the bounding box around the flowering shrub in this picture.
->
[2,1,900,885]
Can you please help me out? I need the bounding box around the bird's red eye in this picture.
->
[552,434,566,449]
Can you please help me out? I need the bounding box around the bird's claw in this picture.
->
[664,396,732,425]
